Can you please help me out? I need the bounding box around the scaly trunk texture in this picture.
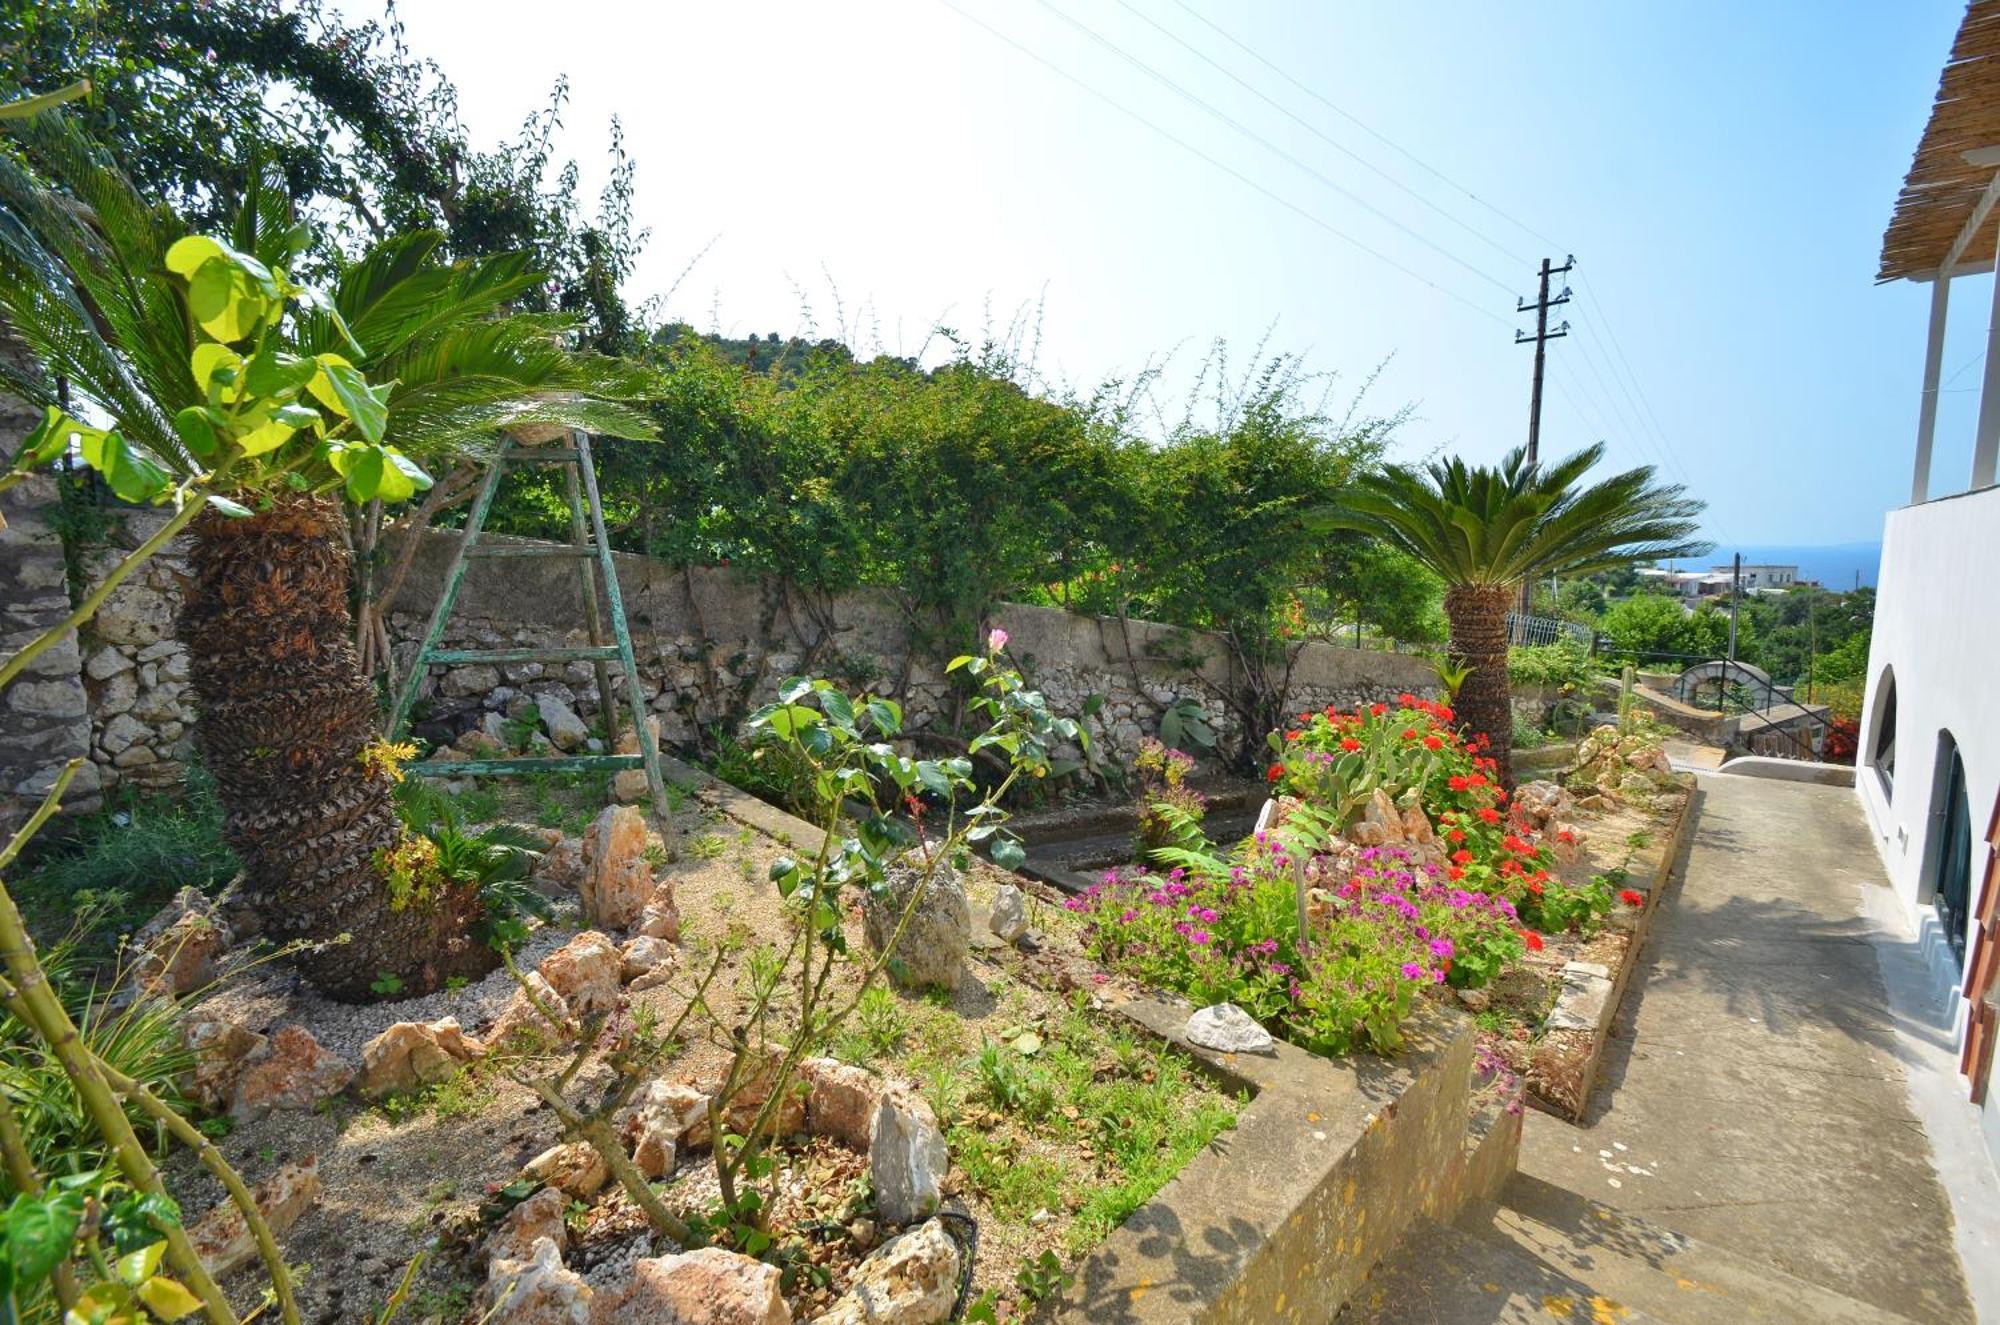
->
[1444,582,1516,790]
[179,495,493,1000]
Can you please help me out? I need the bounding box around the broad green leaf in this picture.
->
[163,235,225,278]
[114,1240,165,1287]
[16,406,91,469]
[777,676,813,704]
[820,689,855,727]
[186,257,269,342]
[333,446,384,501]
[308,356,390,443]
[383,448,433,496]
[990,837,1027,871]
[6,1192,79,1287]
[244,349,315,397]
[189,343,245,400]
[78,431,170,503]
[764,704,822,739]
[235,415,298,457]
[172,406,219,461]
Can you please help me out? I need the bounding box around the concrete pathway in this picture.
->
[1518,773,1977,1323]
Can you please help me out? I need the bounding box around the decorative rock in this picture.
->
[861,865,969,993]
[1184,1002,1275,1054]
[188,1157,320,1277]
[1349,788,1403,847]
[488,972,574,1053]
[619,935,674,984]
[1512,780,1574,829]
[537,693,591,752]
[442,664,503,698]
[1455,986,1491,1013]
[228,1027,355,1123]
[535,836,586,891]
[486,1236,593,1323]
[524,1142,609,1200]
[593,1247,789,1325]
[715,1045,807,1137]
[816,1218,961,1325]
[612,768,651,804]
[182,1013,266,1113]
[616,1079,710,1177]
[537,931,623,1017]
[130,887,229,997]
[490,1188,569,1266]
[580,805,653,929]
[636,884,681,943]
[987,884,1029,944]
[358,1018,485,1098]
[869,1087,948,1227]
[802,1057,880,1151]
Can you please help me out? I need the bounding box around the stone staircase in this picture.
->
[1338,1172,1917,1325]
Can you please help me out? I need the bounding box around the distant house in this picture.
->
[1864,0,2000,1152]
[1712,563,1799,591]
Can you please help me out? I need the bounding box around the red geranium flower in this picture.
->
[1557,829,1576,845]
[1527,879,1544,895]
[1451,848,1474,865]
[1478,806,1501,824]
[1397,692,1416,705]
[1447,866,1465,881]
[1285,729,1301,742]
[1370,703,1386,716]
[1267,763,1283,783]
[1619,889,1646,907]
[1401,727,1418,741]
[1522,930,1545,952]
[1448,774,1470,792]
[1423,734,1443,750]
[1340,736,1362,752]
[1468,773,1488,788]
[1436,705,1454,723]
[1502,835,1529,853]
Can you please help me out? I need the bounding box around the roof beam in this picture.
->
[1939,152,2000,276]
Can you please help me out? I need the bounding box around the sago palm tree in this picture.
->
[1323,444,1706,787]
[0,113,655,999]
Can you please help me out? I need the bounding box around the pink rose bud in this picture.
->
[989,627,1009,653]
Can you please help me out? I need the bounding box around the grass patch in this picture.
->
[374,1068,494,1125]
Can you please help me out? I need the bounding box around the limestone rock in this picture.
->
[869,1087,948,1227]
[613,714,661,756]
[636,883,681,942]
[537,931,622,1017]
[535,836,586,891]
[616,1079,710,1177]
[486,1236,593,1323]
[537,693,591,752]
[188,1157,320,1277]
[988,884,1029,944]
[488,972,574,1053]
[1184,1002,1274,1054]
[1348,788,1403,848]
[593,1247,789,1325]
[182,1012,266,1113]
[816,1218,961,1325]
[861,864,969,993]
[524,1142,608,1200]
[358,1018,484,1098]
[490,1188,568,1267]
[130,888,230,997]
[612,768,651,804]
[802,1057,881,1151]
[1512,780,1574,829]
[619,936,674,984]
[714,1045,806,1137]
[580,805,652,929]
[228,1027,354,1123]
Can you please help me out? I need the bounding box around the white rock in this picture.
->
[869,1088,948,1227]
[1184,1002,1275,1054]
[484,1236,593,1323]
[988,884,1029,944]
[816,1218,960,1325]
[537,693,591,752]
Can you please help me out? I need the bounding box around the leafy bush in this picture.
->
[1507,640,1601,693]
[1132,739,1207,859]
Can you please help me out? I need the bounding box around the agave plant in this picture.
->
[1322,445,1706,786]
[0,112,654,999]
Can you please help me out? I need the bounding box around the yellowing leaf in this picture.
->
[190,343,244,400]
[135,1274,204,1320]
[163,235,225,278]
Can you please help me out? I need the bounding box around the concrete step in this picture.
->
[1335,1213,1675,1325]
[1472,1173,1917,1325]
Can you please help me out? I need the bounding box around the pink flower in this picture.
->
[988,627,1009,653]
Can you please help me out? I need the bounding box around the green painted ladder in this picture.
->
[387,430,672,821]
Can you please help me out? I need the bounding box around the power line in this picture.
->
[1168,0,1570,255]
[932,0,1511,326]
[1106,0,1537,270]
[1029,0,1517,297]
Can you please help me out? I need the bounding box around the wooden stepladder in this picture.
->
[387,430,671,821]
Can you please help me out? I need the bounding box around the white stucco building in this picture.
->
[1860,1,2000,1160]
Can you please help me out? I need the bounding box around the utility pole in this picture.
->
[1727,552,1742,663]
[1516,256,1575,623]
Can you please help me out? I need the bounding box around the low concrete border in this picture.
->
[1715,754,1854,786]
[1534,783,1699,1121]
[1049,997,1504,1325]
[654,750,828,854]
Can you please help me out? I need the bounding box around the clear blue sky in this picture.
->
[353,1,1969,550]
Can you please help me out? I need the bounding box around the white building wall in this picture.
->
[1856,484,2000,1145]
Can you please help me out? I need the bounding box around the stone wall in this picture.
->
[0,472,97,833]
[2,514,1439,817]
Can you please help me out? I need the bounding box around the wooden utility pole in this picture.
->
[1515,256,1574,622]
[1727,552,1742,662]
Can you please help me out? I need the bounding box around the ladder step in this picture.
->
[500,447,581,461]
[427,646,621,666]
[418,754,642,777]
[463,544,598,559]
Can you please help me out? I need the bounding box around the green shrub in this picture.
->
[1507,639,1601,692]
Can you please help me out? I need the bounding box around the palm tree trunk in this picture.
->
[1444,583,1516,789]
[179,495,493,1001]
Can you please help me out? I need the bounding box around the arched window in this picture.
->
[1870,668,1898,793]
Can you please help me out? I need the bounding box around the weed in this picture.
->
[854,985,908,1059]
[687,833,727,861]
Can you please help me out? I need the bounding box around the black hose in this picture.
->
[935,1205,981,1320]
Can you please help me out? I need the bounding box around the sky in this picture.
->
[339,1,1972,551]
